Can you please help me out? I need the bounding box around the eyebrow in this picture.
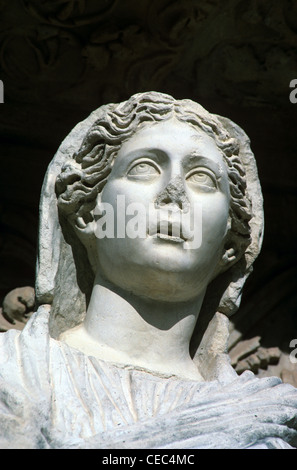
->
[118,148,168,167]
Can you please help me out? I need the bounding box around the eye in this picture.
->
[186,169,217,191]
[127,161,160,179]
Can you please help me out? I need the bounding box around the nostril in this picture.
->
[155,193,186,210]
[159,196,172,206]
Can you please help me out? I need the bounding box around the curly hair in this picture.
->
[55,91,252,261]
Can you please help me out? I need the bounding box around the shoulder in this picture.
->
[0,304,52,384]
[0,305,52,448]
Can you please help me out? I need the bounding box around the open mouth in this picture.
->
[151,222,187,243]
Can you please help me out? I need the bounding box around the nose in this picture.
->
[154,176,190,211]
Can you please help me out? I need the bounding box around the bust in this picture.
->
[0,92,297,449]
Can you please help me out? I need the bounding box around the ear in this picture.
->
[70,195,106,276]
[210,246,238,281]
[74,214,96,242]
[210,243,239,282]
[218,218,239,271]
[220,247,237,267]
[73,193,104,242]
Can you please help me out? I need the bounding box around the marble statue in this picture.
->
[1,92,297,449]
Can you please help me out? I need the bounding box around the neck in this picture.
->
[62,273,205,381]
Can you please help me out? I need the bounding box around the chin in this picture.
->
[129,280,201,303]
[98,237,219,302]
[102,261,207,303]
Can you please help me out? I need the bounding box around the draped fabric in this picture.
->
[0,306,297,449]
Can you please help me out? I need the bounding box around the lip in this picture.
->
[149,221,188,243]
[155,232,185,243]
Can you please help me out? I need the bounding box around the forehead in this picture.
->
[117,118,224,166]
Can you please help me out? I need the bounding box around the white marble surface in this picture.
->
[1,92,294,449]
[0,306,297,449]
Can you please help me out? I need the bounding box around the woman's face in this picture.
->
[93,118,231,302]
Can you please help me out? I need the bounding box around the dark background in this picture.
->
[0,0,297,381]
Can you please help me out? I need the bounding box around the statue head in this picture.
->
[35,92,263,358]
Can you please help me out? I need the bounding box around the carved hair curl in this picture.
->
[55,92,252,261]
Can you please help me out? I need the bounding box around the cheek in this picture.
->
[201,194,230,242]
[101,180,160,207]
